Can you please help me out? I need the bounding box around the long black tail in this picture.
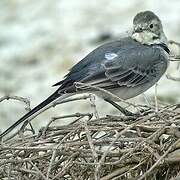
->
[0,90,62,139]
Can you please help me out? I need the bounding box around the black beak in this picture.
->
[134,28,143,33]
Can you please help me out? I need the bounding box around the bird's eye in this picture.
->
[149,24,154,29]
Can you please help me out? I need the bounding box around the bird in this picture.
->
[0,11,170,139]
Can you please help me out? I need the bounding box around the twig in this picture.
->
[75,82,138,108]
[100,165,135,180]
[166,74,180,82]
[95,116,148,175]
[51,152,79,179]
[89,94,99,119]
[46,125,80,179]
[42,113,92,137]
[138,138,180,180]
[28,161,46,180]
[0,95,31,111]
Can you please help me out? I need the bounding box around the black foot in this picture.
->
[105,99,135,116]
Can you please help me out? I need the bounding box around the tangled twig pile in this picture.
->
[0,95,180,180]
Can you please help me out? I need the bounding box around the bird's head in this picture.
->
[131,11,167,45]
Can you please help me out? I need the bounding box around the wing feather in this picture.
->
[53,38,168,94]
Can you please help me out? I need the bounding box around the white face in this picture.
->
[132,30,166,45]
[131,14,167,45]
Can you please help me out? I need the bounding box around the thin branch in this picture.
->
[0,95,31,111]
[166,74,180,82]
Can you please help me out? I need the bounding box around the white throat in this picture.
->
[131,31,167,45]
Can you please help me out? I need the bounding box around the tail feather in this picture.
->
[0,90,62,139]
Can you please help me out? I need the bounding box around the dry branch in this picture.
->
[0,94,180,180]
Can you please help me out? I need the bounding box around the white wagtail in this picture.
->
[0,11,169,139]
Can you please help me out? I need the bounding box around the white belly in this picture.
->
[93,81,156,101]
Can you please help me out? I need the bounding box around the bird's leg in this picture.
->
[104,99,135,116]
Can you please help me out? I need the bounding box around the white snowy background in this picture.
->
[0,0,180,131]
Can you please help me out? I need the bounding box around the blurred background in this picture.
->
[0,0,180,131]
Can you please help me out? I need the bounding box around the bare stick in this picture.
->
[138,138,180,180]
[75,82,139,109]
[154,83,158,113]
[166,74,180,82]
[0,95,31,111]
[28,161,46,180]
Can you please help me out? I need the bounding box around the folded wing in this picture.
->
[54,38,168,93]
